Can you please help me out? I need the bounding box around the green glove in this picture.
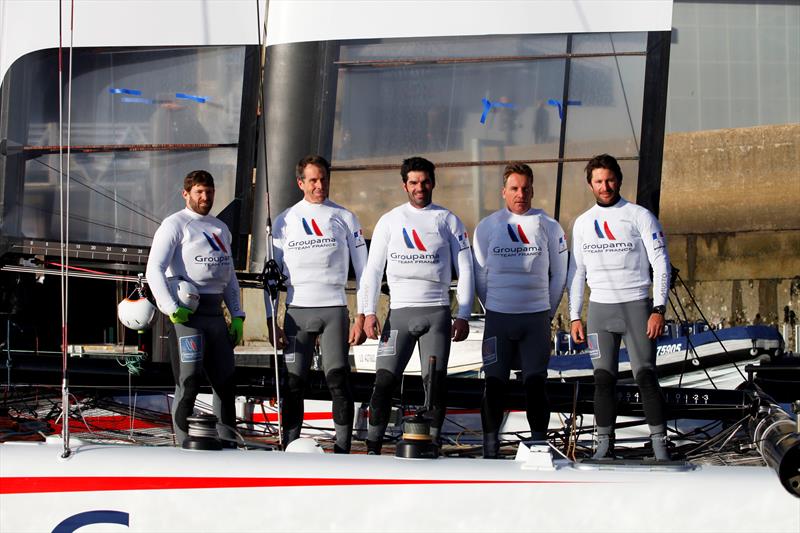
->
[229,316,244,345]
[170,306,193,324]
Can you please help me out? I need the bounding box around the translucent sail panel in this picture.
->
[563,55,646,159]
[332,60,566,165]
[571,32,647,54]
[5,46,245,147]
[12,148,239,246]
[329,163,558,240]
[557,159,639,239]
[339,34,568,61]
[0,45,246,248]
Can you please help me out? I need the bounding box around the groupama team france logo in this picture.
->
[302,218,324,236]
[402,228,427,251]
[506,224,530,244]
[593,220,617,240]
[202,231,228,253]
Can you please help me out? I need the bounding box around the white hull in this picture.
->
[2,438,797,532]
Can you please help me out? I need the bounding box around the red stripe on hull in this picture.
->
[49,416,166,433]
[1,476,596,495]
[250,412,334,423]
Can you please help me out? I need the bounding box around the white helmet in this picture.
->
[118,297,157,331]
[168,278,200,312]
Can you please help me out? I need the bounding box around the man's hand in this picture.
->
[451,318,469,342]
[647,313,665,340]
[570,319,585,343]
[349,313,367,346]
[363,314,381,340]
[228,317,244,346]
[267,321,288,350]
[170,306,193,324]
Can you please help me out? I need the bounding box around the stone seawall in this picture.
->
[660,124,799,346]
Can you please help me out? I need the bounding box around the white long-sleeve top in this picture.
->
[146,208,244,318]
[265,199,368,316]
[566,198,670,321]
[473,207,567,315]
[363,202,474,320]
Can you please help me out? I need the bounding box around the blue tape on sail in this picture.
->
[109,88,142,96]
[547,99,582,120]
[480,98,515,124]
[175,93,208,103]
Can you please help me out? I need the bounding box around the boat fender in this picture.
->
[117,297,156,331]
[285,437,325,454]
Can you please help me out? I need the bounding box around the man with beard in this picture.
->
[146,170,245,446]
[567,154,671,460]
[362,156,474,454]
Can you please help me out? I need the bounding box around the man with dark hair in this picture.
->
[473,163,567,458]
[567,153,671,460]
[146,169,245,446]
[362,156,474,454]
[265,155,368,453]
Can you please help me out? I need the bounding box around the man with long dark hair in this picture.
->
[567,154,671,460]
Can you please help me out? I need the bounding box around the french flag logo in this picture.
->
[203,232,228,253]
[402,228,427,251]
[594,220,616,240]
[652,231,664,240]
[506,224,530,244]
[302,218,324,236]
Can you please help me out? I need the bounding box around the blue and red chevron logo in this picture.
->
[202,232,228,253]
[402,228,427,251]
[593,220,616,240]
[506,224,530,244]
[302,218,324,236]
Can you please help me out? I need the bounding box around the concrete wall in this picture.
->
[660,123,800,346]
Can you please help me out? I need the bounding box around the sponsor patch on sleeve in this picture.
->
[457,230,470,251]
[651,230,666,251]
[179,334,203,363]
[558,235,568,254]
[353,228,366,248]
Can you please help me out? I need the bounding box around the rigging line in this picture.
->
[668,288,694,389]
[15,200,154,239]
[669,293,719,390]
[608,33,640,154]
[56,0,73,458]
[675,271,748,382]
[30,158,163,225]
[255,0,283,448]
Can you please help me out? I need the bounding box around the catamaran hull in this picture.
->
[1,439,797,532]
